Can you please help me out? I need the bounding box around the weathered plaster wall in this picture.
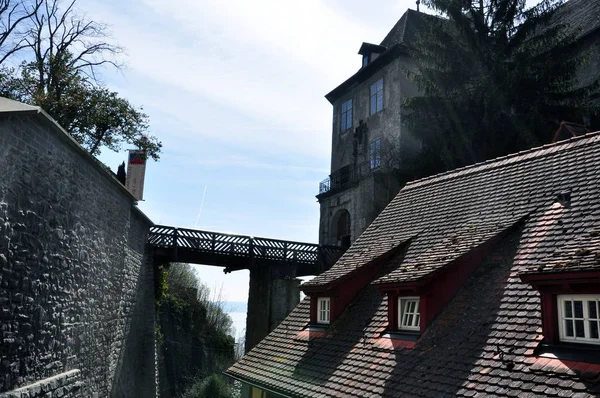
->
[320,54,422,246]
[0,112,155,397]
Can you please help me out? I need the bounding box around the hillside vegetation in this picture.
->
[156,263,238,398]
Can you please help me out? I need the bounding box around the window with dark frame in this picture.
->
[370,138,381,169]
[558,295,600,344]
[341,99,353,132]
[370,79,383,115]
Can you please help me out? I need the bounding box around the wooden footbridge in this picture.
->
[148,225,346,277]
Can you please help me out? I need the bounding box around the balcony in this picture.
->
[318,161,373,196]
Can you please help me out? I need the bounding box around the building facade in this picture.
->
[317,0,600,248]
[317,9,430,248]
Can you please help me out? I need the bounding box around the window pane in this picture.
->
[377,79,383,90]
[590,301,598,319]
[574,301,583,318]
[564,300,572,318]
[590,321,599,339]
[415,314,420,327]
[566,320,574,337]
[575,320,585,337]
[407,314,413,326]
[370,84,376,95]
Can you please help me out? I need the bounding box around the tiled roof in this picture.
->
[307,132,600,288]
[525,234,600,275]
[227,132,600,397]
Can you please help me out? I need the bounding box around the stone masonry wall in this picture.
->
[0,112,155,397]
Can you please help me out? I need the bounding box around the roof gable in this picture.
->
[228,132,600,397]
[306,132,600,289]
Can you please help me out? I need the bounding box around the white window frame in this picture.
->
[340,99,353,132]
[557,294,600,345]
[370,78,383,115]
[398,296,420,331]
[317,297,330,324]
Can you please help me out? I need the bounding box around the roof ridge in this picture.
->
[404,131,600,189]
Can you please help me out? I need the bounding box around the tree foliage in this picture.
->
[157,263,236,397]
[182,374,234,398]
[0,0,161,159]
[402,0,599,176]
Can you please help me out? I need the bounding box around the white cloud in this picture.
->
[81,0,376,158]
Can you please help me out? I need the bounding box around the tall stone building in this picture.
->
[317,0,600,248]
[317,9,431,247]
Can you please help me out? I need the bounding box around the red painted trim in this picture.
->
[388,295,398,329]
[520,271,600,286]
[540,293,559,344]
[305,242,410,324]
[376,223,520,332]
[309,296,317,324]
[522,271,600,344]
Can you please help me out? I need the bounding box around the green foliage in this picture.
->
[156,263,236,397]
[403,0,599,175]
[155,264,169,305]
[181,374,233,398]
[0,0,162,160]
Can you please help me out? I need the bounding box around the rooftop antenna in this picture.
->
[416,0,420,12]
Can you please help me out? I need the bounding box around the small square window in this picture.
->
[370,79,383,115]
[558,295,600,344]
[341,99,353,132]
[398,297,420,331]
[370,138,381,169]
[317,297,330,324]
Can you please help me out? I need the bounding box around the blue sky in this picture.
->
[87,0,429,301]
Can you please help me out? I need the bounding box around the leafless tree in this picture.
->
[22,0,122,95]
[0,0,43,65]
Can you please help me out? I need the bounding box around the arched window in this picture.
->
[334,210,351,248]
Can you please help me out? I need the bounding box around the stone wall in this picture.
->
[0,111,155,397]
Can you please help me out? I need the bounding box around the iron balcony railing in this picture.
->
[318,161,372,195]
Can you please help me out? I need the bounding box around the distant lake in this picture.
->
[219,301,247,348]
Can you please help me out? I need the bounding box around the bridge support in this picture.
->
[245,264,300,353]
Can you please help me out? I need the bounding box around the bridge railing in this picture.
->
[148,225,345,268]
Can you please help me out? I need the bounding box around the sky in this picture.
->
[87,0,430,302]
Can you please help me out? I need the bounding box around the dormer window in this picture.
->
[398,297,420,331]
[317,297,331,324]
[358,42,386,69]
[558,295,600,344]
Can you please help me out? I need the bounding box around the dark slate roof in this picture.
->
[227,132,600,398]
[380,9,441,48]
[325,9,438,104]
[525,234,600,275]
[547,0,600,40]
